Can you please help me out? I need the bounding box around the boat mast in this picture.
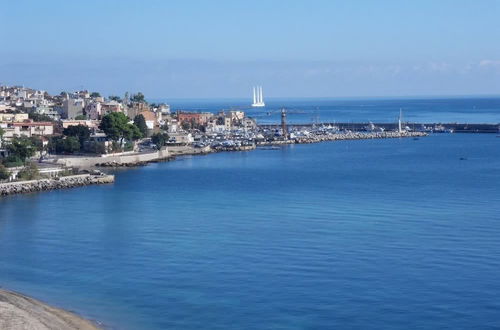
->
[398,109,403,133]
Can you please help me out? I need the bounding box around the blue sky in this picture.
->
[1,0,500,98]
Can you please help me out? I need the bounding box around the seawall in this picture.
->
[259,123,499,133]
[53,148,170,169]
[0,174,115,197]
[258,131,427,146]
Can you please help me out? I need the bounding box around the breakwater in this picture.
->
[213,145,256,152]
[259,123,499,133]
[258,131,427,146]
[0,174,114,196]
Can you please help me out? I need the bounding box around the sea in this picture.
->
[0,98,499,330]
[163,96,500,124]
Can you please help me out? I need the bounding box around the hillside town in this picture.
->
[0,84,428,188]
[0,84,264,182]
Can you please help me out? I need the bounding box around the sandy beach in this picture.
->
[0,289,101,330]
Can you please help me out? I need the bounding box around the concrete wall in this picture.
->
[167,145,211,155]
[52,148,169,169]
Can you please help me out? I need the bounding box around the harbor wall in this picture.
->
[259,123,499,133]
[52,148,170,168]
[258,131,427,146]
[0,174,115,196]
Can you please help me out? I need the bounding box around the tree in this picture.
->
[134,114,148,137]
[0,164,9,181]
[99,112,143,148]
[52,136,80,154]
[124,124,142,142]
[6,137,36,162]
[130,92,145,103]
[109,95,122,103]
[151,132,169,150]
[29,136,44,153]
[75,114,87,120]
[63,137,81,153]
[29,112,53,122]
[100,112,129,142]
[90,92,101,98]
[0,127,4,147]
[63,125,91,148]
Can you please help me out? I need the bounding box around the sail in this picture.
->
[251,85,265,107]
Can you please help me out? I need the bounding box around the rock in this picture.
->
[0,289,101,330]
[0,175,115,197]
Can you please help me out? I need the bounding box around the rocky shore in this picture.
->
[0,174,115,197]
[0,289,101,330]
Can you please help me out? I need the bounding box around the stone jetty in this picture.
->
[258,131,427,146]
[0,174,115,197]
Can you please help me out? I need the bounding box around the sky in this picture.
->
[1,0,500,99]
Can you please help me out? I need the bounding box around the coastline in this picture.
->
[0,289,101,330]
[0,174,115,197]
[0,131,427,197]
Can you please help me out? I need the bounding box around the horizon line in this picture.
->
[150,93,500,102]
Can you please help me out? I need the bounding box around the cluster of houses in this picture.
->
[0,85,257,154]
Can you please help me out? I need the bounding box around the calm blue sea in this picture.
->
[161,97,500,124]
[1,99,500,329]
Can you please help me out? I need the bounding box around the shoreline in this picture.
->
[0,289,102,330]
[1,131,426,197]
[0,174,115,197]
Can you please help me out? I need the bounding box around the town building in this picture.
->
[101,100,122,116]
[177,111,213,126]
[0,113,29,122]
[138,111,158,131]
[2,122,54,139]
[62,97,85,119]
[127,102,149,119]
[86,101,102,120]
[61,120,100,131]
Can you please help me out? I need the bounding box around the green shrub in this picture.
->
[17,163,40,181]
[2,155,23,168]
[0,164,10,181]
[124,142,134,151]
[84,141,106,154]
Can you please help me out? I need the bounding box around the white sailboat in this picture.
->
[252,86,265,107]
